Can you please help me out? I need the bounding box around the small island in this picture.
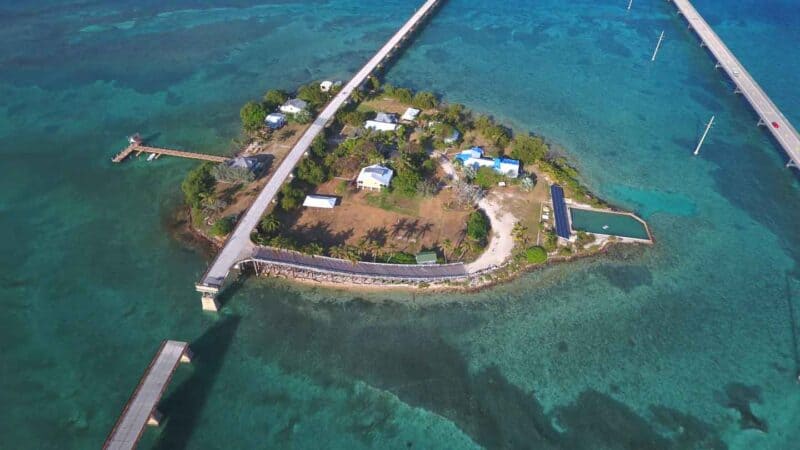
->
[179,77,652,290]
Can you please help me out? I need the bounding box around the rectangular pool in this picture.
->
[569,208,650,241]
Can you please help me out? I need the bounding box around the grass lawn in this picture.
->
[364,191,421,216]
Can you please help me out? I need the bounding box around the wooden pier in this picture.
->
[103,340,192,450]
[671,0,800,168]
[195,0,445,311]
[112,144,229,164]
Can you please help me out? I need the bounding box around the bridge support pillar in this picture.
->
[201,294,220,312]
[757,118,766,127]
[788,160,798,169]
[734,87,742,95]
[147,410,163,427]
[715,62,721,69]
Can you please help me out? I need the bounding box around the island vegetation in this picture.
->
[179,76,644,288]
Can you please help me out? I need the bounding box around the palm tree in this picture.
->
[304,243,324,257]
[384,242,399,263]
[345,245,361,265]
[328,245,349,260]
[512,222,529,245]
[441,238,453,263]
[260,214,281,235]
[461,237,482,258]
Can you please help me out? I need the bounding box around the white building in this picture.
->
[365,112,399,132]
[265,113,286,129]
[401,107,421,122]
[280,98,308,115]
[303,195,337,209]
[443,129,461,145]
[356,164,394,190]
[319,81,334,92]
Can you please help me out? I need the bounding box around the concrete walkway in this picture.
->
[104,341,191,450]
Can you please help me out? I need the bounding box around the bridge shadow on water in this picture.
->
[244,296,729,449]
[150,316,241,450]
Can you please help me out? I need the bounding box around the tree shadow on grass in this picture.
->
[151,316,241,450]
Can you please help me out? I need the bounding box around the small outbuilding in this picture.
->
[280,98,308,115]
[303,195,337,209]
[320,80,334,92]
[415,252,438,265]
[401,107,421,122]
[265,113,286,129]
[443,129,461,145]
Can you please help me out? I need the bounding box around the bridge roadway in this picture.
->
[104,340,191,450]
[671,0,800,168]
[196,0,443,303]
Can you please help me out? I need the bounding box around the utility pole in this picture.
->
[693,116,715,156]
[627,0,633,11]
[651,31,665,61]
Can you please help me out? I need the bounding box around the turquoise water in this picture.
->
[570,208,650,240]
[1,0,799,448]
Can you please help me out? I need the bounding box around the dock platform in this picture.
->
[112,144,229,164]
[671,0,800,168]
[103,340,192,450]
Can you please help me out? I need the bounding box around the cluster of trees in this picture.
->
[297,82,330,109]
[466,210,490,247]
[181,162,217,209]
[240,101,267,134]
[474,115,512,148]
[240,83,334,134]
[381,84,438,110]
[263,89,288,111]
[510,134,548,165]
[391,143,435,197]
[210,216,236,237]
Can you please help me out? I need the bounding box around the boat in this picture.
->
[147,153,157,162]
[128,133,143,146]
[602,225,609,230]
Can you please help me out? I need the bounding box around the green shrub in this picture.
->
[510,134,548,165]
[181,162,217,208]
[210,216,236,237]
[412,91,438,110]
[240,101,266,133]
[263,89,288,111]
[525,246,548,264]
[466,210,490,244]
[473,167,503,189]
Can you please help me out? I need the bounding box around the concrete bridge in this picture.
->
[103,340,192,450]
[671,0,800,168]
[195,0,444,311]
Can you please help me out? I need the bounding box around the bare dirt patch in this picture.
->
[278,180,471,254]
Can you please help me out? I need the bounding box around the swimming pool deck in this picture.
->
[568,205,653,244]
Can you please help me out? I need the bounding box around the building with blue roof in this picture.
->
[454,147,520,178]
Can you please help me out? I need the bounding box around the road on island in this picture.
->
[198,0,443,292]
